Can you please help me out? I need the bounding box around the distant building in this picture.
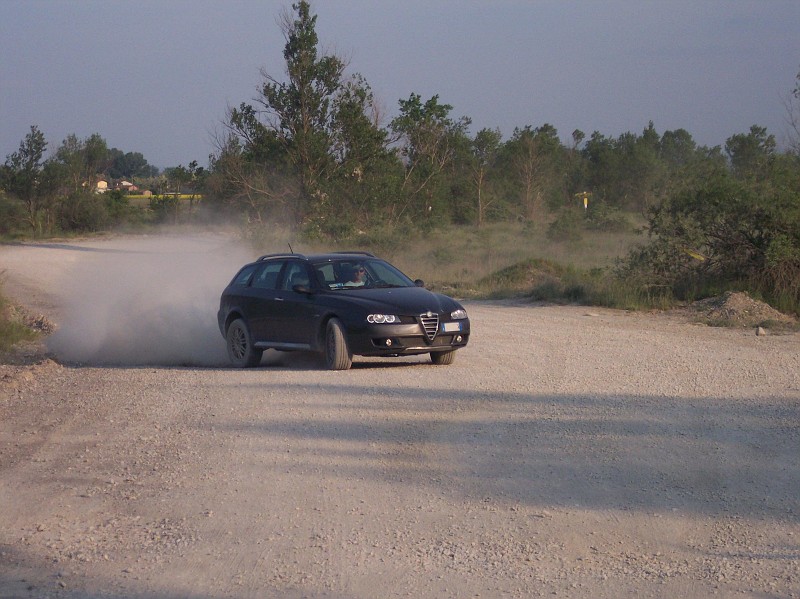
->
[116,180,139,192]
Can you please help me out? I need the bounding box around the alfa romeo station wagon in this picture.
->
[218,252,470,370]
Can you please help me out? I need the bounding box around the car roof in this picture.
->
[255,251,377,263]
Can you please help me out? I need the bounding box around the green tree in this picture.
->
[470,128,502,227]
[582,123,665,214]
[107,149,158,179]
[324,74,400,232]
[228,0,345,221]
[1,126,48,236]
[49,133,112,232]
[725,125,775,181]
[389,93,469,224]
[499,124,564,221]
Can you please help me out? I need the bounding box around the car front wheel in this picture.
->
[430,349,456,365]
[226,318,263,368]
[324,318,352,370]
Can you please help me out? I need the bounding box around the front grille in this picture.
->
[420,312,439,342]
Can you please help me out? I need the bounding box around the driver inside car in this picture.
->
[344,264,366,287]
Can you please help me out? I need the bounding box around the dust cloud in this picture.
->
[46,233,255,366]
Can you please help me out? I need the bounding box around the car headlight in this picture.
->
[367,314,399,324]
[450,309,468,320]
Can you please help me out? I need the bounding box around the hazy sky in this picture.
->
[2,1,798,169]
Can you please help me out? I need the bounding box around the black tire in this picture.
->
[226,318,262,368]
[430,349,456,365]
[324,318,352,370]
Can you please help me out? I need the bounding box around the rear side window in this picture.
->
[231,264,258,286]
[251,261,284,289]
[280,261,311,290]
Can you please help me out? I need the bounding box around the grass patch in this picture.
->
[0,278,37,353]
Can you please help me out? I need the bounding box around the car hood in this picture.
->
[327,287,463,316]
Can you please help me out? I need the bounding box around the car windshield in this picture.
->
[313,259,415,290]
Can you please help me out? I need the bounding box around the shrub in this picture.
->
[0,279,36,352]
[546,209,584,242]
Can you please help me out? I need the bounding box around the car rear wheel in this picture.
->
[430,349,456,365]
[324,318,352,370]
[226,318,263,368]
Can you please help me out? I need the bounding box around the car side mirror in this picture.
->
[292,284,314,294]
[414,279,425,287]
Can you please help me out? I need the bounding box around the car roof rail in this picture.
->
[256,252,305,261]
[331,251,375,257]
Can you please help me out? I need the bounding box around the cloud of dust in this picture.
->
[46,233,257,366]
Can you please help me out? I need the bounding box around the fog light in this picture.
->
[385,338,393,347]
[455,335,462,343]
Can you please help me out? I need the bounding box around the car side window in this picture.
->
[315,264,335,288]
[251,261,284,290]
[280,261,310,290]
[231,264,258,286]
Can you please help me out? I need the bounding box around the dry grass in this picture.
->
[245,219,647,303]
[376,221,644,293]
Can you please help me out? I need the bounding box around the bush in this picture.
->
[584,201,635,233]
[58,192,109,232]
[619,163,800,315]
[0,193,26,237]
[546,209,584,242]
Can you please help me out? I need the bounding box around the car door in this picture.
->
[273,260,319,346]
[245,260,286,343]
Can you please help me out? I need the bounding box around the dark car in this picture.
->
[217,252,470,370]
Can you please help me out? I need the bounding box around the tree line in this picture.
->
[0,128,205,236]
[2,1,798,312]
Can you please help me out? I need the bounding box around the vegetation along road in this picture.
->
[1,235,799,598]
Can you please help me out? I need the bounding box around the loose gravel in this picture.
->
[1,235,798,598]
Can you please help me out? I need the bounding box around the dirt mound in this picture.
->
[690,291,797,328]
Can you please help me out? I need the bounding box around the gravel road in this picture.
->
[1,235,799,598]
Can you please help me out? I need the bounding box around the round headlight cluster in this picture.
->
[367,314,399,324]
[450,309,468,320]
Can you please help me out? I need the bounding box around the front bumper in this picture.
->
[347,320,470,356]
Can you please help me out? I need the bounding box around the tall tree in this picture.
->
[389,93,469,223]
[1,126,48,235]
[228,0,345,221]
[470,128,502,227]
[501,124,562,221]
[784,67,800,156]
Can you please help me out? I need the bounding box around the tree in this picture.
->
[389,93,469,223]
[659,128,697,169]
[500,124,563,221]
[107,149,158,179]
[49,133,112,232]
[1,126,48,235]
[206,132,299,225]
[582,123,665,214]
[470,128,502,227]
[228,0,345,221]
[725,125,775,181]
[784,66,800,155]
[325,74,400,231]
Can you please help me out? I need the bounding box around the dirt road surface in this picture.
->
[1,235,799,598]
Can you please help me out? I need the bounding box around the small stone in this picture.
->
[756,326,767,336]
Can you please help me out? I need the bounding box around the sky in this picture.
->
[1,0,799,170]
